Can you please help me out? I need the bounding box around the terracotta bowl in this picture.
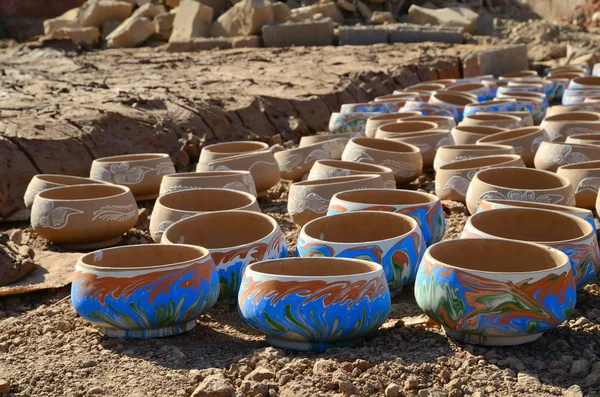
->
[557,160,600,210]
[495,94,547,124]
[499,83,543,96]
[90,153,175,201]
[404,115,457,128]
[566,134,600,146]
[274,138,348,181]
[414,238,575,346]
[387,130,453,169]
[298,211,424,295]
[546,103,600,118]
[341,102,402,114]
[71,244,219,338]
[545,77,570,99]
[400,102,454,117]
[465,167,575,214]
[24,175,110,209]
[364,112,420,137]
[463,99,517,118]
[375,93,421,102]
[450,125,507,145]
[498,71,539,81]
[307,159,396,190]
[31,184,138,249]
[480,111,533,127]
[374,121,439,140]
[329,112,381,133]
[161,210,287,302]
[534,141,600,172]
[462,207,598,289]
[159,171,257,197]
[288,174,383,227]
[199,141,268,163]
[540,112,600,141]
[426,79,457,87]
[341,137,423,184]
[300,132,358,147]
[508,80,554,98]
[585,96,600,103]
[445,82,493,101]
[149,188,260,243]
[428,92,478,122]
[196,150,280,197]
[433,144,515,171]
[547,71,586,80]
[405,83,447,92]
[327,189,445,246]
[569,76,600,90]
[238,257,391,351]
[476,126,550,167]
[548,66,588,76]
[563,88,600,105]
[459,113,522,129]
[435,155,526,202]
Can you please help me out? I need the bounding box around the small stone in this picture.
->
[8,230,23,245]
[43,325,56,334]
[88,387,103,395]
[191,374,235,397]
[210,0,273,37]
[370,11,394,25]
[405,376,419,390]
[385,383,399,397]
[245,366,275,382]
[564,385,583,397]
[448,390,462,397]
[439,369,451,383]
[517,373,540,388]
[313,359,339,375]
[570,360,591,377]
[419,389,447,397]
[338,0,357,12]
[50,27,101,48]
[0,380,9,393]
[584,372,600,387]
[272,2,291,22]
[107,16,154,47]
[339,380,358,396]
[498,356,525,372]
[353,359,370,370]
[170,0,213,41]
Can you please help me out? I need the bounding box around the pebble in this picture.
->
[405,376,419,390]
[0,379,9,393]
[516,373,540,388]
[564,385,584,397]
[191,374,235,397]
[570,360,591,377]
[339,380,358,396]
[245,367,275,382]
[498,357,525,372]
[584,372,600,387]
[385,383,399,397]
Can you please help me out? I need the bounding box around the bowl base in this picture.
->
[266,336,358,352]
[99,320,197,338]
[135,192,159,201]
[443,327,543,346]
[61,236,123,250]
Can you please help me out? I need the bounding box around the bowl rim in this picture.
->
[198,148,274,165]
[162,170,251,180]
[367,112,419,122]
[557,159,600,171]
[437,154,523,171]
[93,153,170,164]
[30,174,112,185]
[452,125,507,134]
[155,187,256,213]
[464,99,516,108]
[245,257,384,279]
[202,141,269,153]
[479,198,592,215]
[542,111,600,122]
[540,141,600,151]
[331,188,439,205]
[312,159,393,174]
[36,183,132,202]
[349,137,420,154]
[473,166,571,190]
[274,137,348,157]
[462,113,522,122]
[291,174,381,188]
[476,126,544,143]
[437,144,514,152]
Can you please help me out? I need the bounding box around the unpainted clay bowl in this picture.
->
[444,82,493,101]
[387,130,453,169]
[563,88,600,105]
[237,257,391,351]
[364,112,420,138]
[547,71,586,80]
[274,138,348,181]
[546,103,600,118]
[569,76,600,90]
[428,92,478,122]
[327,189,445,246]
[341,102,402,114]
[566,133,600,146]
[159,171,257,197]
[540,112,600,141]
[435,155,525,203]
[161,210,287,302]
[459,113,522,129]
[433,144,515,172]
[465,167,575,215]
[24,175,111,209]
[534,141,600,172]
[450,125,507,145]
[463,99,517,118]
[404,115,457,128]
[405,83,446,92]
[476,126,550,167]
[557,160,600,210]
[374,120,439,140]
[31,184,138,249]
[478,111,533,127]
[548,66,588,75]
[149,188,260,243]
[90,153,175,201]
[71,244,219,338]
[199,141,268,163]
[307,159,396,190]
[298,211,424,295]
[329,112,381,133]
[414,238,575,346]
[585,96,600,103]
[426,79,457,87]
[300,132,358,147]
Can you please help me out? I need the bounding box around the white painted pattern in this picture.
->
[342,149,374,163]
[539,144,590,166]
[381,160,417,177]
[442,176,471,196]
[476,190,565,205]
[576,177,600,194]
[92,162,155,184]
[288,187,329,215]
[32,200,83,229]
[156,161,175,175]
[93,250,104,263]
[92,204,138,222]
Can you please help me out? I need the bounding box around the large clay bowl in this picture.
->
[566,134,600,146]
[329,112,381,133]
[445,82,493,101]
[557,160,600,210]
[547,71,586,80]
[427,79,457,87]
[374,121,439,140]
[300,132,358,147]
[463,99,517,118]
[365,112,420,138]
[429,92,478,122]
[499,83,543,96]
[450,125,507,145]
[327,189,445,246]
[495,94,546,124]
[238,257,391,352]
[288,175,383,227]
[404,115,457,128]
[71,244,219,338]
[341,102,402,114]
[459,114,522,129]
[307,159,396,190]
[298,211,424,295]
[465,167,575,215]
[341,138,423,184]
[161,211,287,302]
[476,126,550,167]
[24,175,110,209]
[498,71,539,81]
[569,76,600,90]
[199,142,268,163]
[405,83,446,92]
[563,89,600,105]
[90,153,175,201]
[387,131,453,169]
[534,141,600,172]
[274,138,348,181]
[149,188,260,243]
[540,112,600,141]
[462,208,598,289]
[484,111,533,127]
[433,144,515,172]
[375,93,421,102]
[31,184,138,249]
[414,238,575,346]
[400,102,454,117]
[435,155,526,203]
[509,79,554,99]
[586,96,600,103]
[159,171,257,197]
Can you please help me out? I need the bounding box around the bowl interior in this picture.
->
[164,171,245,180]
[559,160,600,170]
[205,142,266,154]
[477,168,566,189]
[439,155,519,170]
[353,138,417,153]
[468,99,514,108]
[159,189,253,211]
[572,76,600,86]
[249,258,380,277]
[38,184,127,200]
[335,189,435,205]
[433,92,476,106]
[482,199,587,214]
[569,134,600,141]
[80,244,207,269]
[544,112,600,122]
[477,127,541,142]
[95,154,166,163]
[380,121,438,133]
[294,175,376,187]
[455,126,505,135]
[316,160,390,173]
[446,83,485,92]
[464,114,517,121]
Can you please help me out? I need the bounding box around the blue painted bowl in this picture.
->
[463,99,517,118]
[238,257,391,351]
[568,76,600,90]
[562,89,600,105]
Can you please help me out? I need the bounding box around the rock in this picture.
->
[154,12,175,41]
[231,36,261,48]
[338,0,357,12]
[419,389,447,397]
[290,2,344,23]
[191,374,236,397]
[101,19,122,38]
[43,7,80,35]
[339,381,358,396]
[131,3,166,20]
[370,11,394,25]
[388,23,463,44]
[338,26,388,45]
[0,379,9,393]
[262,18,334,47]
[170,0,213,41]
[245,366,275,382]
[79,1,133,28]
[408,5,479,33]
[272,2,292,22]
[49,26,100,48]
[405,376,419,390]
[564,385,584,397]
[107,16,155,47]
[463,44,528,78]
[385,383,399,397]
[516,373,540,388]
[570,360,591,377]
[498,356,525,372]
[313,359,339,374]
[585,372,600,387]
[88,387,103,395]
[356,0,372,20]
[210,0,273,38]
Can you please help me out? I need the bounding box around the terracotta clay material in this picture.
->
[546,103,600,118]
[569,76,600,90]
[459,113,522,129]
[404,115,457,128]
[463,99,517,118]
[24,175,110,209]
[199,141,268,163]
[405,83,446,92]
[299,132,358,147]
[274,138,348,181]
[400,102,454,117]
[159,171,257,197]
[566,134,600,146]
[307,159,396,190]
[428,91,478,122]
[547,72,586,80]
[563,89,600,105]
[495,93,547,124]
[340,101,404,114]
[502,82,543,94]
[444,83,493,101]
[31,184,138,249]
[433,144,515,171]
[534,141,600,172]
[90,153,175,201]
[375,121,439,139]
[585,96,600,103]
[375,93,421,102]
[499,71,540,81]
[557,160,600,210]
[387,130,453,169]
[450,125,507,145]
[476,126,550,167]
[479,111,533,127]
[539,112,600,141]
[427,79,457,87]
[329,112,381,133]
[364,112,420,138]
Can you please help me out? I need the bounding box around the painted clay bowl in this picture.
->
[545,77,570,99]
[481,111,533,127]
[341,137,423,184]
[459,113,522,129]
[433,144,515,171]
[387,130,453,169]
[307,159,396,190]
[298,211,424,295]
[24,175,110,209]
[534,141,600,172]
[196,150,280,197]
[364,112,421,138]
[428,92,478,122]
[329,112,381,133]
[31,184,138,249]
[547,71,586,80]
[300,132,358,147]
[341,102,402,114]
[435,155,526,203]
[405,83,446,92]
[503,82,543,94]
[465,167,575,215]
[548,66,588,76]
[427,79,458,87]
[159,171,257,197]
[450,125,507,145]
[462,208,598,289]
[594,63,600,76]
[498,71,539,81]
[149,188,259,243]
[238,257,391,351]
[476,126,550,167]
[569,76,600,90]
[445,83,493,101]
[585,96,600,103]
[540,112,600,141]
[161,210,287,302]
[404,115,457,128]
[274,138,348,181]
[463,99,517,118]
[495,93,547,124]
[374,121,439,140]
[90,153,175,201]
[557,160,600,210]
[400,102,454,117]
[563,89,600,105]
[375,93,421,102]
[566,134,600,146]
[288,174,383,227]
[546,103,600,118]
[72,244,219,338]
[414,238,575,346]
[327,189,445,246]
[199,142,268,163]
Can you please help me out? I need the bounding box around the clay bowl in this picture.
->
[498,71,540,81]
[481,111,534,127]
[476,126,550,167]
[459,113,522,129]
[288,175,383,227]
[299,132,357,147]
[435,155,526,203]
[340,102,402,114]
[327,189,445,246]
[375,93,421,102]
[463,99,517,118]
[450,125,507,145]
[387,130,453,169]
[196,150,280,197]
[495,93,547,124]
[405,83,447,92]
[90,153,175,201]
[593,63,600,76]
[404,115,457,128]
[237,257,391,351]
[374,121,439,139]
[504,82,543,93]
[307,159,396,190]
[31,184,138,249]
[569,76,600,90]
[462,208,598,289]
[159,171,257,197]
[548,66,588,76]
[585,96,600,103]
[274,137,348,181]
[329,112,382,133]
[465,167,575,215]
[161,210,287,302]
[414,238,575,346]
[545,77,570,99]
[71,244,219,338]
[24,175,110,209]
[566,134,600,146]
[534,141,600,172]
[298,211,424,296]
[547,71,586,80]
[149,188,260,243]
[546,103,600,118]
[400,102,454,117]
[563,89,600,105]
[445,82,493,101]
[364,112,421,138]
[428,92,478,122]
[433,144,515,171]
[557,160,600,210]
[341,138,423,184]
[199,141,268,163]
[539,112,600,141]
[426,79,457,87]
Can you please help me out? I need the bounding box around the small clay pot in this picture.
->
[404,115,457,128]
[307,159,396,190]
[159,171,257,197]
[480,111,533,127]
[299,132,358,147]
[504,82,543,93]
[445,83,493,101]
[375,121,439,139]
[387,130,453,169]
[548,66,588,76]
[199,142,268,163]
[495,93,547,124]
[428,92,478,122]
[545,77,570,99]
[540,112,600,141]
[463,99,517,118]
[90,153,175,201]
[465,167,575,215]
[498,71,540,81]
[569,76,600,90]
[340,102,403,114]
[566,134,600,146]
[459,113,522,129]
[435,155,526,202]
[534,141,600,172]
[414,238,575,346]
[433,144,515,171]
[450,125,507,145]
[476,126,550,167]
[274,138,348,181]
[546,102,600,118]
[31,184,138,249]
[288,175,384,227]
[405,83,447,92]
[563,88,600,105]
[329,112,381,133]
[24,175,110,209]
[341,137,423,184]
[365,112,420,138]
[149,188,260,243]
[557,160,600,210]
